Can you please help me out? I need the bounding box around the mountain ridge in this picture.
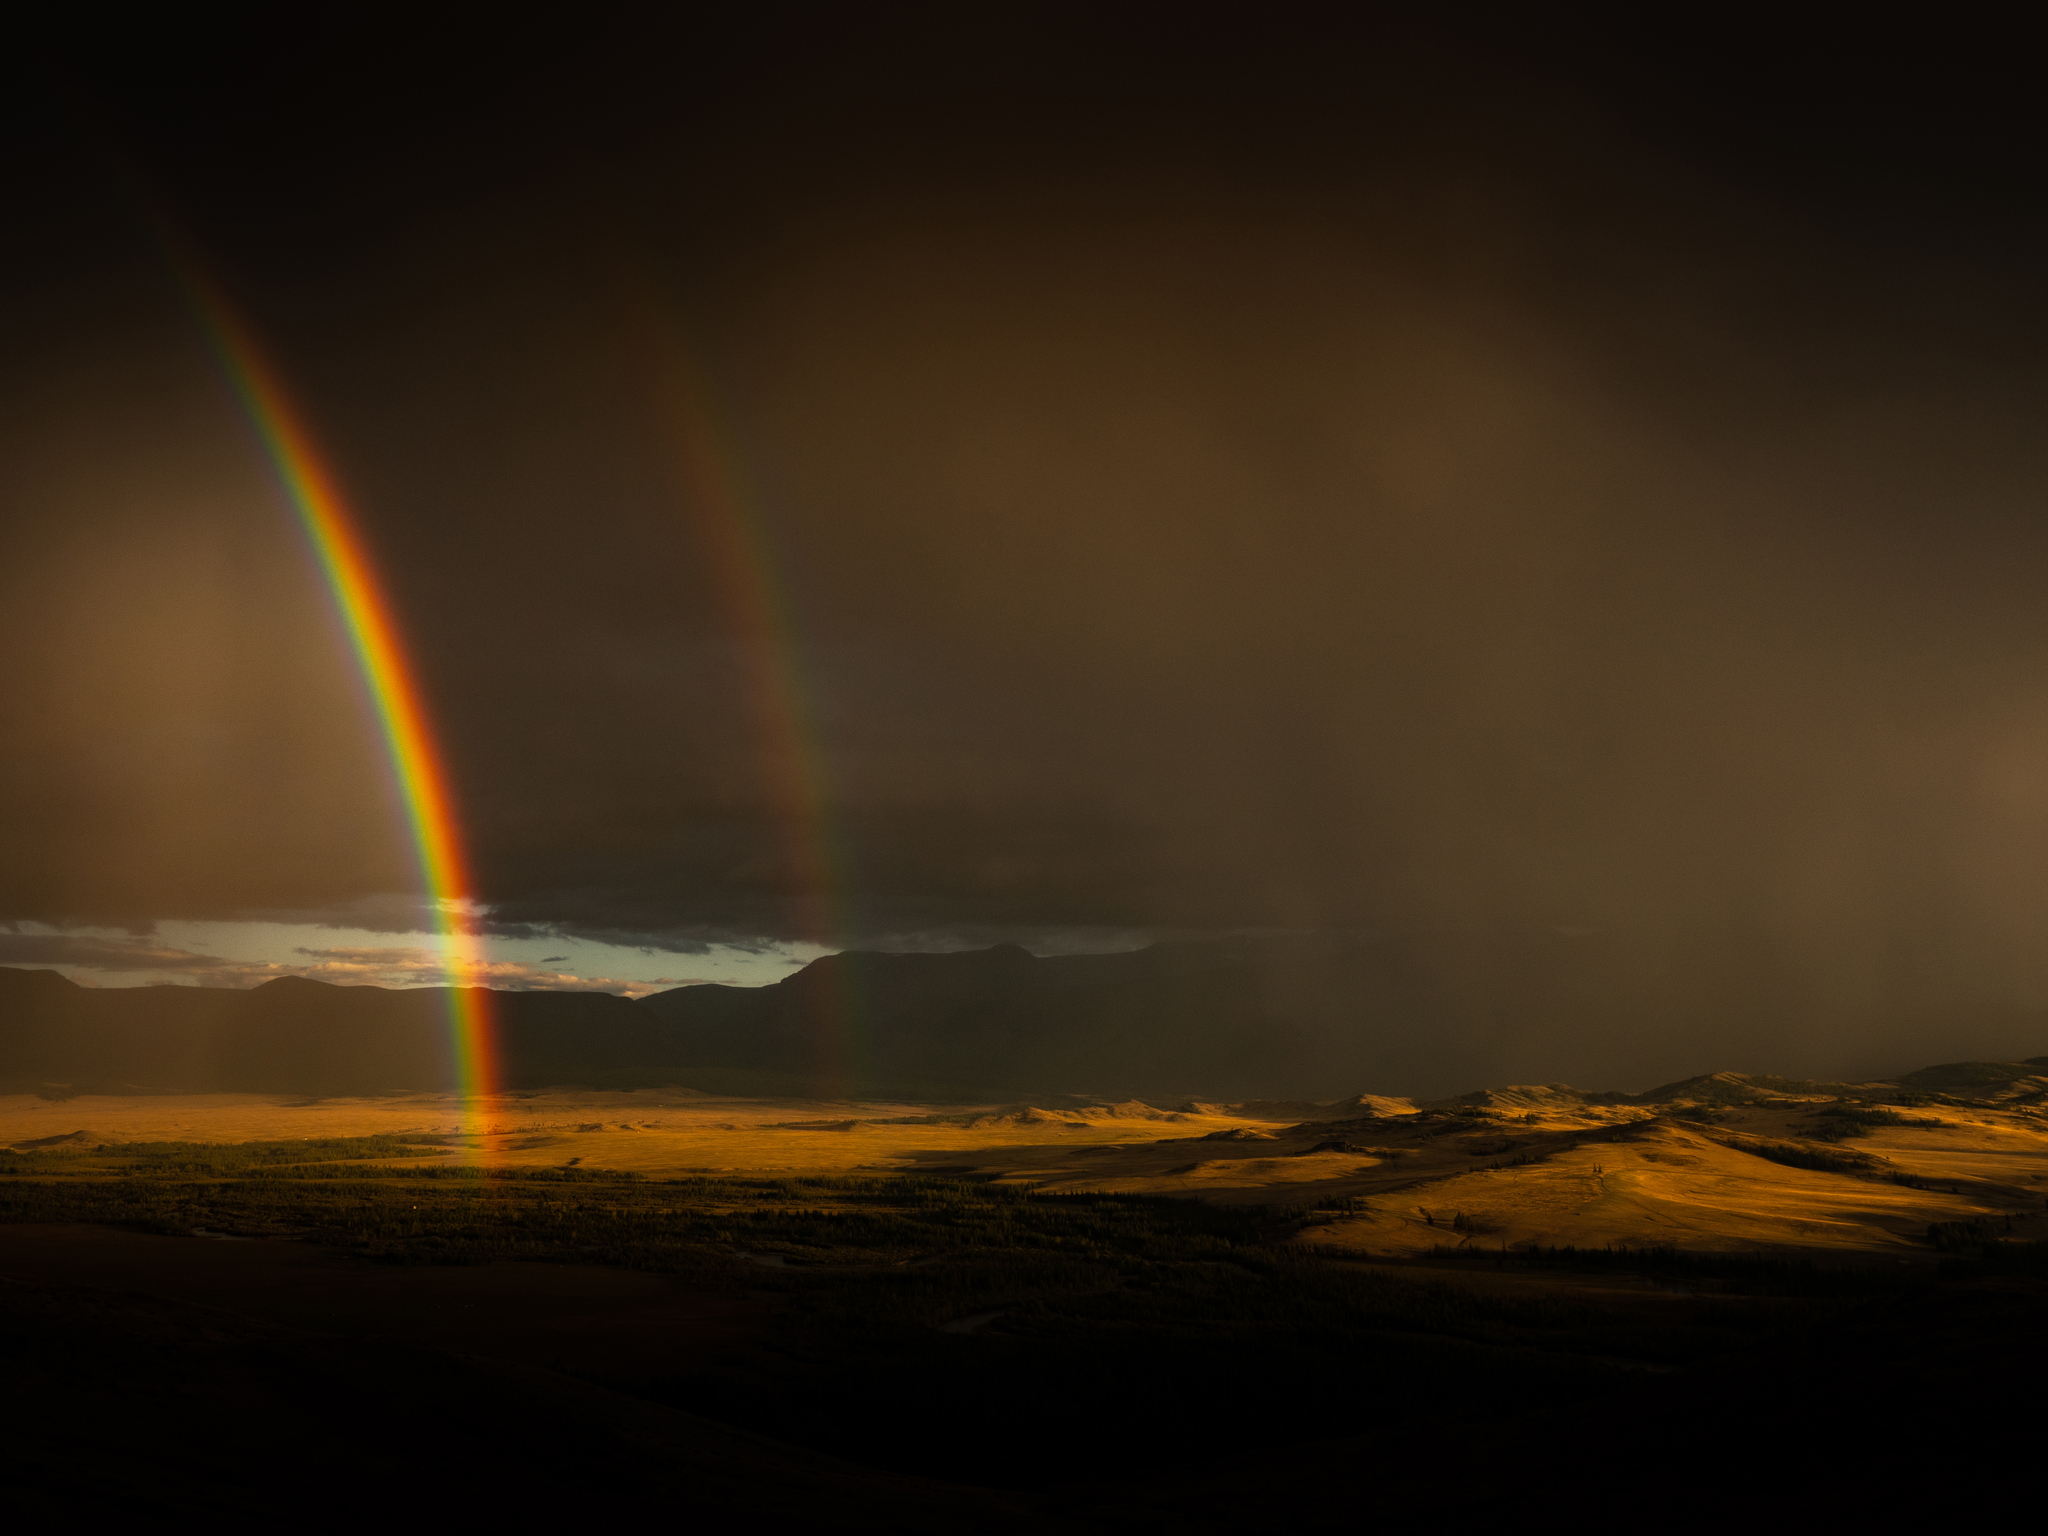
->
[5,938,2046,1102]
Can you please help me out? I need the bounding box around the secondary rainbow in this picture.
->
[635,283,863,1085]
[178,264,502,1121]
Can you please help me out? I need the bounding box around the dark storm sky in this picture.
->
[8,6,2048,1042]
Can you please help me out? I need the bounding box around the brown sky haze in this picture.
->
[6,7,2048,1083]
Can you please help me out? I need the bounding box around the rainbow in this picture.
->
[176,263,501,1129]
[633,287,862,1086]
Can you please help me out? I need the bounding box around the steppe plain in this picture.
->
[7,1064,2044,1256]
[7,1064,2048,1529]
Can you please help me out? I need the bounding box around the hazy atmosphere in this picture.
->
[8,6,2048,1088]
[9,12,2048,1525]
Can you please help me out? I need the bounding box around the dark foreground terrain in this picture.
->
[3,1135,2043,1529]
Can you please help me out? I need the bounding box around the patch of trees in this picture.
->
[1294,1137,1402,1157]
[0,1133,449,1177]
[1720,1136,1875,1176]
[1925,1215,2023,1253]
[1802,1103,1945,1143]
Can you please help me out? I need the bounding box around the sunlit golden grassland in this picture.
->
[5,1075,2045,1257]
[6,1071,2047,1511]
[0,1090,1258,1177]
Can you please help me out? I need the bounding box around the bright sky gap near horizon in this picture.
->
[0,919,838,997]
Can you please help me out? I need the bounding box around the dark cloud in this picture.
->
[0,929,211,975]
[0,926,684,996]
[7,9,2048,1067]
[471,920,741,957]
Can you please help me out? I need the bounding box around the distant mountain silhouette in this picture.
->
[0,968,656,1097]
[6,932,2047,1100]
[7,936,1472,1099]
[635,938,1406,1097]
[633,933,2048,1099]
